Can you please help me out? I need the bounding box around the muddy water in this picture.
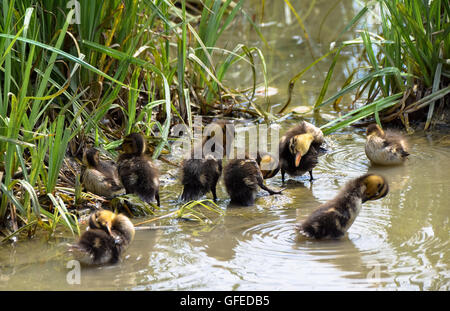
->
[1,1,449,290]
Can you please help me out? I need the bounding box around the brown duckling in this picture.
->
[180,153,222,202]
[179,120,231,202]
[69,210,135,265]
[116,133,160,206]
[365,124,409,165]
[279,121,325,182]
[224,158,282,206]
[81,148,124,199]
[296,174,389,239]
[256,151,280,179]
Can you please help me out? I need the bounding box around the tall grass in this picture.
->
[284,0,449,133]
[0,0,265,242]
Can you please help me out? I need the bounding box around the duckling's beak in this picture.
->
[105,222,113,236]
[295,152,302,167]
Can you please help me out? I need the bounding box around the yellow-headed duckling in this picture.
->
[117,133,160,206]
[279,121,325,182]
[296,174,389,239]
[224,158,282,206]
[81,148,124,199]
[365,124,409,165]
[69,209,135,265]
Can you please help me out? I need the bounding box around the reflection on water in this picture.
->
[1,0,449,291]
[0,127,449,290]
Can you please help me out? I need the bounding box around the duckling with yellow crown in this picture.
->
[297,174,389,239]
[279,121,325,182]
[69,209,135,265]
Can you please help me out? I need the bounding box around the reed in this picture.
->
[0,0,262,242]
[285,0,449,133]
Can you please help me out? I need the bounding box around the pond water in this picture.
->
[0,1,449,291]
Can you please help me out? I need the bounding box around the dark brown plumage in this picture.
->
[81,148,124,199]
[297,174,389,239]
[69,210,135,265]
[179,120,230,202]
[180,154,222,202]
[224,158,282,206]
[279,121,325,182]
[117,133,160,206]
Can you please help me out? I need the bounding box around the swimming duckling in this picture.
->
[279,121,325,182]
[224,158,282,206]
[69,209,135,265]
[117,133,160,206]
[256,151,280,179]
[296,174,389,239]
[180,153,222,202]
[81,148,124,199]
[365,124,409,165]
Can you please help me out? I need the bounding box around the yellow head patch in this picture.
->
[363,174,389,201]
[90,210,117,235]
[289,133,314,167]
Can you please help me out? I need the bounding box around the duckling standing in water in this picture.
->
[179,120,230,202]
[180,154,222,202]
[279,121,325,183]
[365,124,409,165]
[69,210,135,265]
[224,158,282,206]
[296,174,389,239]
[81,148,124,199]
[117,133,160,206]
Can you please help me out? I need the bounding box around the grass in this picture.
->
[0,0,267,242]
[310,0,450,133]
[1,0,448,243]
[278,0,449,133]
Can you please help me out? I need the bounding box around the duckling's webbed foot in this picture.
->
[258,182,282,195]
[308,170,314,181]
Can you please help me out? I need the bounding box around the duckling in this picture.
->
[279,121,325,182]
[116,133,160,206]
[224,158,282,206]
[256,151,280,179]
[365,124,409,165]
[180,153,222,202]
[81,148,124,199]
[179,120,230,202]
[69,210,135,265]
[296,174,389,239]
